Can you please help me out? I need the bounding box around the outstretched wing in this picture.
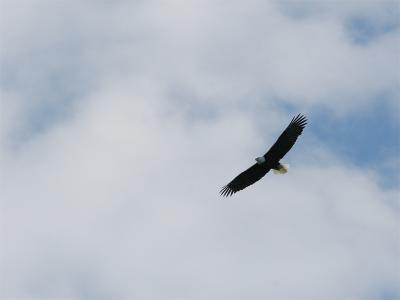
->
[264,114,307,162]
[220,163,270,197]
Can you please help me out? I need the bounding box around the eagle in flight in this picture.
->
[220,114,307,197]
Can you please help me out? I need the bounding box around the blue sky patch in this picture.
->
[345,15,399,45]
[310,101,400,187]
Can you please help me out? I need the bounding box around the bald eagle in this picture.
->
[220,114,307,197]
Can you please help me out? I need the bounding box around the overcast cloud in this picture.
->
[1,1,399,299]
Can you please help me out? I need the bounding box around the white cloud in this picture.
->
[1,0,398,122]
[2,82,399,299]
[1,1,399,299]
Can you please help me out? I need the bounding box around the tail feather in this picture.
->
[273,163,289,174]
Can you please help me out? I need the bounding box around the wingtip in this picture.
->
[220,185,235,197]
[291,113,307,127]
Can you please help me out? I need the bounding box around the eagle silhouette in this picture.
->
[220,114,307,197]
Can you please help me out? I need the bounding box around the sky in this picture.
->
[0,0,399,299]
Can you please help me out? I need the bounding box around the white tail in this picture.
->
[273,163,289,174]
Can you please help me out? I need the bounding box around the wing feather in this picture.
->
[220,163,270,197]
[264,114,307,162]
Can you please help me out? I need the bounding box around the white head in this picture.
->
[255,156,266,164]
